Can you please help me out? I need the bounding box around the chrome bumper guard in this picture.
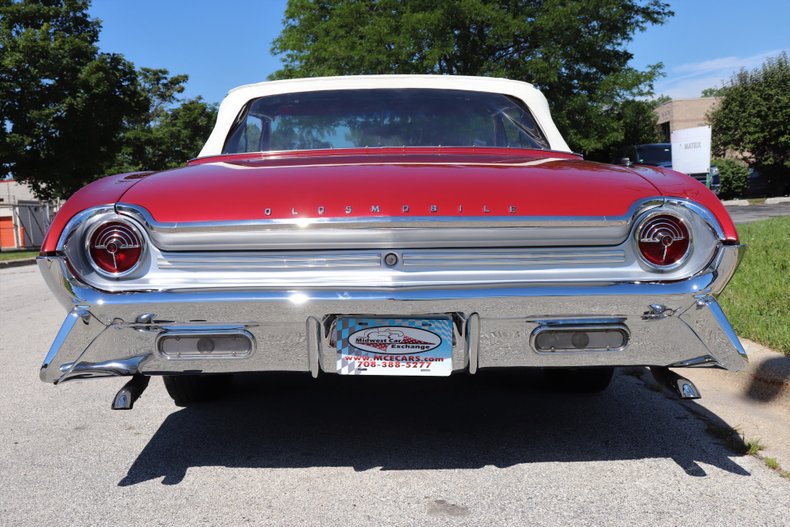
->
[37,246,748,384]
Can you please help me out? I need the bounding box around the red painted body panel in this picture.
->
[43,148,739,250]
[630,165,738,241]
[40,172,152,253]
[122,152,660,222]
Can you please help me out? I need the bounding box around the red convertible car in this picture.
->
[37,75,747,409]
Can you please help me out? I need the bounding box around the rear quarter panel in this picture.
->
[630,165,738,242]
[40,172,152,253]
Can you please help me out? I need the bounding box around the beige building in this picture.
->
[655,97,721,141]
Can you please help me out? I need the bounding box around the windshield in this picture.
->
[222,88,550,154]
[634,144,672,166]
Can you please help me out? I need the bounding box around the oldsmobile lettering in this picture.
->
[260,203,522,217]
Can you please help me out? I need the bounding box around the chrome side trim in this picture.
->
[400,249,626,267]
[466,313,480,374]
[158,251,384,270]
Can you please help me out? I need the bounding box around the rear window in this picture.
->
[222,88,549,153]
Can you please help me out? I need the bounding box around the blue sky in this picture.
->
[90,0,789,104]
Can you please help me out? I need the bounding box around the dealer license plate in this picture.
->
[335,317,453,376]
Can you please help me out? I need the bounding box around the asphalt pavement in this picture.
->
[725,202,790,224]
[1,265,789,526]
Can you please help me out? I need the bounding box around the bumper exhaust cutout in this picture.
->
[650,367,701,399]
[111,374,150,410]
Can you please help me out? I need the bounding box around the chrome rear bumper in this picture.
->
[38,246,747,384]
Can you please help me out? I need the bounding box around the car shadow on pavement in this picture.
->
[119,369,751,486]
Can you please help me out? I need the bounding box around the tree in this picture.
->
[617,99,660,151]
[109,68,217,174]
[270,0,672,155]
[0,0,148,201]
[708,52,790,193]
[701,86,724,98]
[0,1,217,201]
[712,158,749,200]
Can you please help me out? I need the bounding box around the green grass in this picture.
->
[764,457,780,470]
[719,216,790,355]
[0,250,38,261]
[746,439,765,456]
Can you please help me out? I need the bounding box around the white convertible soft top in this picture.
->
[198,75,571,157]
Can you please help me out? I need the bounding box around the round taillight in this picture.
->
[88,221,144,275]
[637,214,690,268]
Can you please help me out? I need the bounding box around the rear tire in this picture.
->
[163,374,233,406]
[544,367,614,393]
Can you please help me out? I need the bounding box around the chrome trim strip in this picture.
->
[307,317,321,378]
[467,313,480,374]
[401,249,626,267]
[157,251,384,270]
[121,205,632,229]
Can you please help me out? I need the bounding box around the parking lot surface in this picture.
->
[1,265,788,526]
[726,202,790,223]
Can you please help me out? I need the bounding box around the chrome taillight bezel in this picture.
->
[634,210,693,271]
[84,218,147,278]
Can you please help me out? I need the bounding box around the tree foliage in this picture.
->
[708,52,790,193]
[712,158,749,200]
[109,69,217,174]
[701,86,724,98]
[270,0,672,156]
[0,0,217,201]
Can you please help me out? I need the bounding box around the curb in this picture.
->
[765,196,790,205]
[722,199,750,206]
[0,258,37,269]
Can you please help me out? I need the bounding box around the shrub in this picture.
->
[714,158,749,199]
